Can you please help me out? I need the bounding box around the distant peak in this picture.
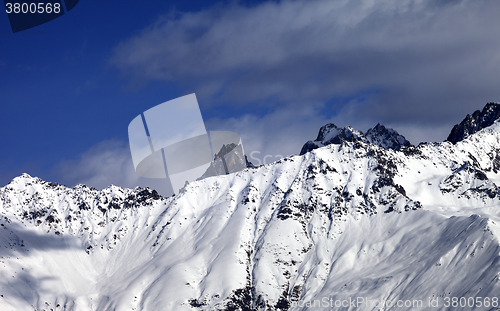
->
[10,173,35,183]
[446,102,500,144]
[316,123,339,141]
[4,173,40,189]
[300,123,410,155]
[365,124,411,151]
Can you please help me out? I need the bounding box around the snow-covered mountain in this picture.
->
[447,102,500,144]
[300,123,411,155]
[2,105,500,310]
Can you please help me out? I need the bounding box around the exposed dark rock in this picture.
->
[222,286,253,311]
[300,123,411,155]
[365,123,411,150]
[300,141,319,156]
[447,102,500,144]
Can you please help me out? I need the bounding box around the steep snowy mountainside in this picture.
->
[300,123,410,155]
[447,102,500,144]
[1,122,500,310]
[395,121,500,214]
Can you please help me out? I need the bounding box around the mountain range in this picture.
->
[1,103,500,310]
[300,123,411,156]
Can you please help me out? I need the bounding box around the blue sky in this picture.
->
[2,0,500,195]
[0,0,255,193]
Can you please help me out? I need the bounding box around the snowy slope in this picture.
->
[1,124,500,310]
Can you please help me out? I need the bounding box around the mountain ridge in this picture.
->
[447,102,500,144]
[2,105,500,310]
[300,123,411,155]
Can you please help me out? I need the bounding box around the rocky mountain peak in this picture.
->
[365,123,411,151]
[300,123,411,155]
[446,102,500,144]
[315,123,339,141]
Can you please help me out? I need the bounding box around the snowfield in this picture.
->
[1,121,500,310]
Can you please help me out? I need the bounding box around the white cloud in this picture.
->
[54,140,174,197]
[86,0,500,190]
[110,0,500,144]
[205,102,327,164]
[51,109,449,195]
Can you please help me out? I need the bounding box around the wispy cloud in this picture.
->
[111,0,500,133]
[54,140,174,196]
[205,102,328,165]
[58,0,500,193]
[49,106,447,195]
